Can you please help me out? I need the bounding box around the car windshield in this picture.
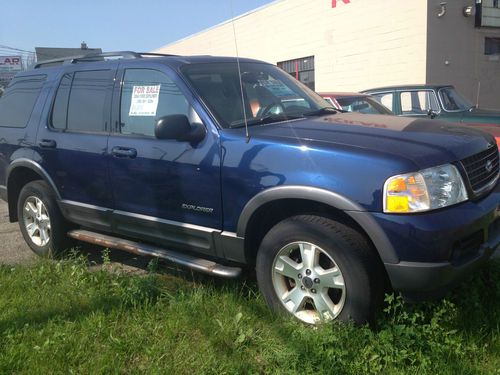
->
[336,96,393,115]
[181,62,333,128]
[438,87,473,111]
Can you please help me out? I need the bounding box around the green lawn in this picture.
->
[0,253,499,375]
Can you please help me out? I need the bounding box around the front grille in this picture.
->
[461,146,499,193]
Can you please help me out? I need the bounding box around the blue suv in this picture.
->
[0,52,498,324]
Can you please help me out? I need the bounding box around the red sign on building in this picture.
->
[332,0,351,8]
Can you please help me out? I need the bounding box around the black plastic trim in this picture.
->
[236,185,399,263]
[214,231,245,263]
[385,230,498,293]
[6,158,62,200]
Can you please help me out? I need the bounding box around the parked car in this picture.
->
[320,92,393,115]
[0,52,498,325]
[363,85,500,147]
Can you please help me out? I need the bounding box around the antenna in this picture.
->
[229,0,250,142]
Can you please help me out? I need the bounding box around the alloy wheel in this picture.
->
[22,196,51,247]
[271,241,346,324]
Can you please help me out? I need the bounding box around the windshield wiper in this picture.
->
[229,114,303,128]
[303,107,343,116]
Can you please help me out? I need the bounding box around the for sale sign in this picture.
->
[0,56,22,73]
[129,85,161,116]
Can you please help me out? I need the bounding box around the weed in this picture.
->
[0,258,498,374]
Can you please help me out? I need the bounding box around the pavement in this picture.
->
[0,201,37,265]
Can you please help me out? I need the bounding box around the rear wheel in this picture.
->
[17,180,73,257]
[256,215,383,324]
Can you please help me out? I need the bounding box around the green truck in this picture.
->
[363,85,500,148]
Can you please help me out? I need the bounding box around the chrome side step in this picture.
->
[67,229,242,278]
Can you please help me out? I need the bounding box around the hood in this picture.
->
[467,108,500,119]
[459,108,500,143]
[462,108,500,125]
[247,113,496,169]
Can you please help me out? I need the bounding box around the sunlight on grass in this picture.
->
[0,253,499,374]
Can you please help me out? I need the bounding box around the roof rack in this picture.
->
[33,51,177,69]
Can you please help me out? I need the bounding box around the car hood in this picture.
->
[248,113,496,169]
[467,108,500,119]
[460,108,500,142]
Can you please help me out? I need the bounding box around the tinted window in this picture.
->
[485,37,500,55]
[120,69,190,137]
[67,70,113,132]
[182,62,329,128]
[51,73,72,130]
[0,75,46,128]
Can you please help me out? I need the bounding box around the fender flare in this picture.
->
[6,158,62,200]
[236,185,399,264]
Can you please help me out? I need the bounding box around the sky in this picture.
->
[0,0,273,59]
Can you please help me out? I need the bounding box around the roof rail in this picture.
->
[33,51,176,69]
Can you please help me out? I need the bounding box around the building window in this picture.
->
[277,56,315,90]
[485,37,500,55]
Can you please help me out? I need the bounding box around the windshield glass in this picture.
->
[438,87,473,111]
[336,96,393,115]
[181,62,333,128]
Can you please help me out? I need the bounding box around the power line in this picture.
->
[0,44,36,55]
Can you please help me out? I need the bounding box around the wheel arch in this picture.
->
[237,185,398,265]
[6,158,61,222]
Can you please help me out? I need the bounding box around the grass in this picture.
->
[0,252,499,375]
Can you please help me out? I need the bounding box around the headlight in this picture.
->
[383,164,468,213]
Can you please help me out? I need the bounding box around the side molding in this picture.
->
[237,185,399,264]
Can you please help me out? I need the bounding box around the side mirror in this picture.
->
[155,114,206,143]
[427,109,438,119]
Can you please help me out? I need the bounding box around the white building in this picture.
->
[155,0,500,109]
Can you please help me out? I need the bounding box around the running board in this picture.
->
[67,229,242,278]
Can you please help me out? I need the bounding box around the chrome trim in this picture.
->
[220,231,239,238]
[68,229,242,278]
[471,171,499,196]
[114,210,219,233]
[60,199,109,212]
[59,200,221,233]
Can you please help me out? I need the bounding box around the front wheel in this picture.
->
[17,180,73,257]
[256,215,383,324]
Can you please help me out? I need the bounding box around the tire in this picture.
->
[17,180,73,257]
[256,215,383,325]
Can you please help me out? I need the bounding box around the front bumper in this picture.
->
[374,183,499,294]
[385,223,499,293]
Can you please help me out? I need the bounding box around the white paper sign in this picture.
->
[129,85,161,116]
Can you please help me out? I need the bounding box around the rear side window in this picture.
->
[51,70,113,132]
[0,75,46,128]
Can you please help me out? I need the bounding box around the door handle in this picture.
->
[39,139,56,148]
[111,147,137,158]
